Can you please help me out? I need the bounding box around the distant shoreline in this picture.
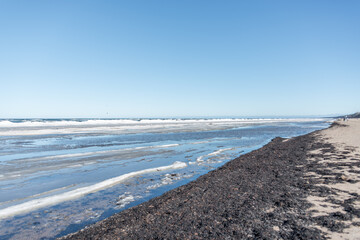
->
[0,116,334,122]
[59,119,360,239]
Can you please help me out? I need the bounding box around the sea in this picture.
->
[0,118,332,239]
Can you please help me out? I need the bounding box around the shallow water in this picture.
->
[0,118,331,239]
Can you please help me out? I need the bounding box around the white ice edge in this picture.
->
[0,161,187,220]
[208,148,233,156]
[196,148,234,162]
[116,195,135,208]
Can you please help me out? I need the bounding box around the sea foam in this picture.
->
[0,118,326,136]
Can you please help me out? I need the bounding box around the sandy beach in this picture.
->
[60,119,360,240]
[306,119,360,239]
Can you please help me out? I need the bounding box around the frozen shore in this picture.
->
[60,119,360,239]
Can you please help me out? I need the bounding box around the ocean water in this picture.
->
[0,118,331,239]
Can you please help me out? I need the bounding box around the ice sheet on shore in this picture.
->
[17,143,180,161]
[0,143,181,181]
[0,161,187,219]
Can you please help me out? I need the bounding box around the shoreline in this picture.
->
[60,120,360,239]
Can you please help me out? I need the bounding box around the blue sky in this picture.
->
[1,0,359,118]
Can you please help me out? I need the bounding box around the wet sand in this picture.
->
[60,120,360,239]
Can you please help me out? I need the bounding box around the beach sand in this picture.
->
[306,119,360,239]
[60,119,360,239]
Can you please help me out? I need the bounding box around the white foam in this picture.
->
[0,118,326,128]
[0,118,326,136]
[0,119,139,128]
[0,161,187,219]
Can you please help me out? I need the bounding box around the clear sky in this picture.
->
[1,0,359,118]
